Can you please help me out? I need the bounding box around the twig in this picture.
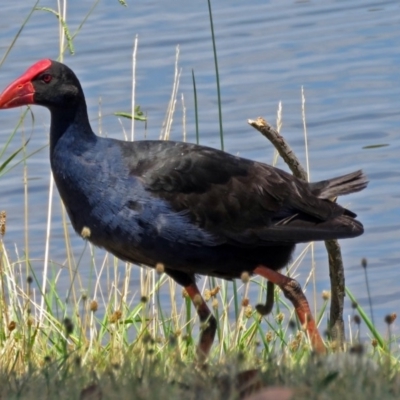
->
[325,239,345,348]
[248,117,307,179]
[248,116,345,350]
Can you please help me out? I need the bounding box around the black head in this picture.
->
[0,59,84,110]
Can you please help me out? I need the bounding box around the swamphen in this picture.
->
[0,59,367,357]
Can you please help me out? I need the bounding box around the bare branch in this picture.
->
[248,116,345,350]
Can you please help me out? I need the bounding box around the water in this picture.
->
[0,0,399,337]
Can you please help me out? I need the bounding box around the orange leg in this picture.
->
[254,266,326,354]
[185,283,217,362]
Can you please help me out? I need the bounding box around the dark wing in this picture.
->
[121,140,362,245]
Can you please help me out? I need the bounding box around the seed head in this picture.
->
[8,321,16,332]
[155,262,165,274]
[241,298,250,307]
[210,286,220,297]
[109,314,116,323]
[142,333,155,345]
[275,312,284,324]
[212,298,218,310]
[181,289,189,299]
[265,331,274,343]
[63,318,74,335]
[289,339,300,352]
[89,300,98,313]
[109,310,122,324]
[240,271,250,283]
[361,258,367,269]
[27,276,33,285]
[244,305,253,318]
[371,338,378,348]
[385,313,397,325]
[140,295,148,303]
[353,314,361,325]
[295,331,303,341]
[80,226,91,239]
[322,290,330,301]
[204,289,211,301]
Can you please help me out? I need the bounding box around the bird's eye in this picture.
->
[41,74,52,84]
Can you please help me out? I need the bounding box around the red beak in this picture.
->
[0,80,35,109]
[0,59,52,109]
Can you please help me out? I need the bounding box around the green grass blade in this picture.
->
[114,107,147,121]
[191,69,200,144]
[207,0,224,150]
[35,7,75,55]
[345,286,386,350]
[0,144,27,177]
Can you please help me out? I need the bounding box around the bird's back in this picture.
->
[50,137,365,277]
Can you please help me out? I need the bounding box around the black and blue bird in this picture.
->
[0,60,367,357]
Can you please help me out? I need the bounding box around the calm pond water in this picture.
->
[0,0,399,337]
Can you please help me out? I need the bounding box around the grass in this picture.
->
[0,345,399,399]
[0,1,399,399]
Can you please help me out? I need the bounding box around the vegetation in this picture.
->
[0,1,399,399]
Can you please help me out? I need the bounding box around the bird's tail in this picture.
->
[309,170,368,199]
